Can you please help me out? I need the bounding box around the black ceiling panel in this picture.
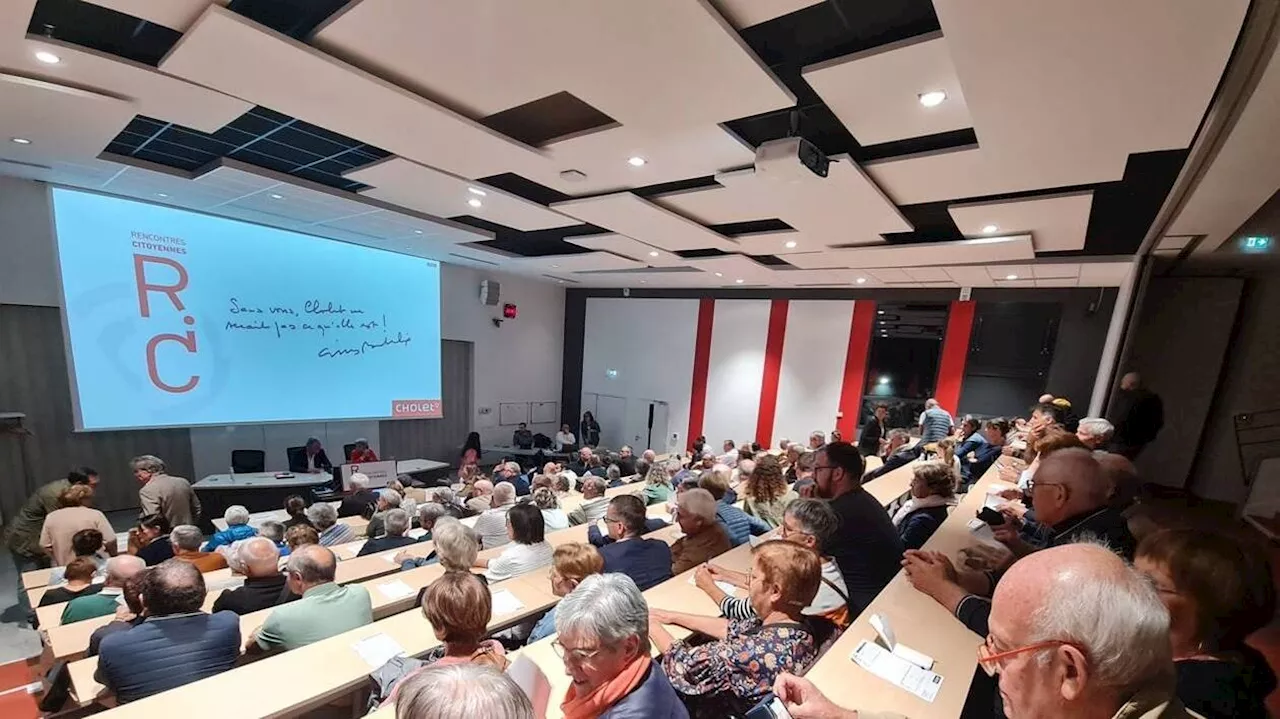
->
[476,173,574,206]
[710,219,794,236]
[28,0,180,66]
[225,0,351,39]
[479,91,618,147]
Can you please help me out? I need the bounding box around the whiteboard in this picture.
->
[499,402,529,426]
[531,401,558,424]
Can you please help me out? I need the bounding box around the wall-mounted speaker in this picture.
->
[480,280,501,306]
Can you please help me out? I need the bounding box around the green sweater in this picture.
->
[61,590,120,624]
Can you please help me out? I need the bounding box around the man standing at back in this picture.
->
[1109,372,1164,459]
[916,398,954,444]
[248,544,371,652]
[812,442,904,615]
[131,455,200,528]
[96,560,240,703]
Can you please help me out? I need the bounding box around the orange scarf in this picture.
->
[561,653,651,719]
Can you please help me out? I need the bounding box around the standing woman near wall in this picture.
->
[580,411,601,448]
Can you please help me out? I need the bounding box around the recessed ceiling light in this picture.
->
[550,264,560,268]
[877,310,885,315]
[714,272,723,277]
[982,224,999,234]
[627,156,646,167]
[269,193,283,200]
[735,278,744,284]
[467,187,486,197]
[784,240,798,249]
[1005,274,1019,280]
[918,90,947,107]
[156,193,168,198]
[10,137,31,144]
[34,50,61,65]
[879,376,890,384]
[557,280,565,284]
[647,250,659,257]
[467,198,483,209]
[855,277,867,284]
[414,230,423,235]
[639,280,647,284]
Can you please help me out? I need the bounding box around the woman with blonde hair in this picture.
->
[638,463,673,506]
[891,461,959,550]
[527,543,604,644]
[40,484,116,566]
[741,454,797,528]
[532,486,569,530]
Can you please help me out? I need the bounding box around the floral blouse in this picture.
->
[662,618,818,710]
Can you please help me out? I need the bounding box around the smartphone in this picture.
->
[977,506,1006,526]
[744,693,794,719]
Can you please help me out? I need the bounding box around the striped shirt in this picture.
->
[919,407,954,443]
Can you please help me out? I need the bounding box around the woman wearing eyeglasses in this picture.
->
[553,573,688,719]
[526,543,603,645]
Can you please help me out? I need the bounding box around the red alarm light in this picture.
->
[502,303,518,319]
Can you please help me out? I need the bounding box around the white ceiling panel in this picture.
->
[943,265,994,286]
[987,265,1033,281]
[865,268,913,284]
[784,234,1036,270]
[903,267,951,282]
[994,279,1036,288]
[347,157,577,231]
[1078,261,1132,287]
[83,0,225,31]
[780,269,883,287]
[0,74,135,164]
[1031,263,1080,279]
[653,182,754,225]
[731,231,813,255]
[948,191,1094,252]
[551,192,740,252]
[803,33,972,145]
[1035,278,1080,287]
[508,252,647,274]
[865,0,1246,204]
[564,234,686,267]
[1158,235,1196,251]
[708,0,824,29]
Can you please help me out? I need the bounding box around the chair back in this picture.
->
[343,443,357,461]
[230,449,266,474]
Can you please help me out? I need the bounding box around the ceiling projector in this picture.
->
[754,136,830,179]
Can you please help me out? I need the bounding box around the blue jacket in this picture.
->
[715,501,770,547]
[528,606,558,644]
[587,518,669,548]
[602,661,689,719]
[958,437,1003,485]
[96,611,241,702]
[598,537,673,590]
[202,524,257,552]
[897,505,950,551]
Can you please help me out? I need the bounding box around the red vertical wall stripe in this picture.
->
[686,298,716,451]
[835,300,877,439]
[754,299,790,447]
[936,300,977,413]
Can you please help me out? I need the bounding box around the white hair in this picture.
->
[305,502,338,529]
[384,508,411,536]
[677,488,718,522]
[429,487,456,505]
[395,663,533,719]
[417,502,447,528]
[258,520,284,544]
[349,472,370,489]
[737,459,756,477]
[170,524,203,551]
[556,573,649,645]
[503,461,521,474]
[378,489,402,507]
[1077,417,1115,441]
[809,430,825,443]
[224,505,250,526]
[925,398,939,409]
[129,454,166,474]
[492,481,516,504]
[1028,543,1173,690]
[778,437,790,449]
[431,517,478,572]
[710,463,732,486]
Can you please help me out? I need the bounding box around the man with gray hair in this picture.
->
[862,428,921,482]
[808,430,826,450]
[567,475,609,526]
[203,505,257,552]
[395,664,534,719]
[365,488,403,538]
[257,520,288,555]
[212,537,294,615]
[250,544,371,652]
[132,454,200,527]
[338,472,378,518]
[171,524,228,572]
[555,574,686,717]
[472,481,517,549]
[306,502,355,547]
[465,479,495,515]
[358,508,417,556]
[1076,417,1116,451]
[61,554,146,624]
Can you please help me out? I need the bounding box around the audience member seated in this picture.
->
[257,520,290,557]
[338,473,378,518]
[904,448,1136,636]
[698,466,769,546]
[792,451,818,497]
[616,445,638,477]
[473,482,518,550]
[555,424,578,453]
[349,438,378,463]
[250,544,372,652]
[87,571,146,656]
[171,525,229,572]
[1098,452,1142,512]
[533,486,569,530]
[1011,427,1086,496]
[465,479,496,515]
[63,554,146,624]
[956,418,1009,487]
[394,664,534,719]
[282,495,312,529]
[812,442,903,616]
[411,503,448,544]
[41,484,116,566]
[308,502,356,547]
[740,455,796,528]
[670,489,732,575]
[366,489,404,538]
[555,574,689,719]
[130,514,174,566]
[397,517,475,577]
[861,428,922,483]
[475,503,552,582]
[697,498,851,628]
[640,463,674,506]
[359,509,418,556]
[651,541,823,716]
[291,437,333,474]
[1136,529,1276,718]
[493,461,529,497]
[39,557,103,606]
[512,422,534,449]
[48,528,109,585]
[586,454,609,479]
[731,458,755,491]
[552,472,575,497]
[593,495,673,590]
[528,543,603,644]
[285,523,319,552]
[96,560,239,703]
[568,476,609,526]
[769,673,910,719]
[201,505,257,552]
[212,537,295,615]
[1076,416,1115,451]
[892,461,959,550]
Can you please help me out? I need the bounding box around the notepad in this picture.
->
[491,588,526,615]
[353,633,406,669]
[506,654,551,719]
[376,579,416,600]
[407,527,428,539]
[851,639,943,703]
[687,574,738,596]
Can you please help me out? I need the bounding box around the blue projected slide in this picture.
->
[50,188,442,430]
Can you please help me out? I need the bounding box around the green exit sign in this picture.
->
[1241,236,1274,252]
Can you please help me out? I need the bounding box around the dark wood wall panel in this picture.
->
[378,339,473,469]
[0,304,193,515]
